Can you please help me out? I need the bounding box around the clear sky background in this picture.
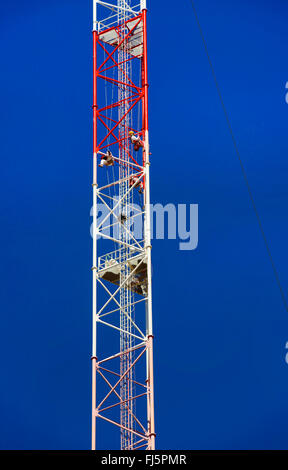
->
[1,0,288,450]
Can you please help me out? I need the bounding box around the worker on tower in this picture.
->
[99,150,114,168]
[129,175,144,194]
[129,131,144,151]
[119,213,127,224]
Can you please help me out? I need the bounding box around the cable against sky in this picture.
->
[188,0,288,314]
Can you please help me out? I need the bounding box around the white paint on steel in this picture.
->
[93,0,97,31]
[144,131,153,337]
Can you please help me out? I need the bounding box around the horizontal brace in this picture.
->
[98,93,140,113]
[97,318,145,341]
[98,365,148,389]
[101,55,136,73]
[97,413,147,441]
[98,297,147,319]
[97,229,139,250]
[98,74,142,92]
[98,113,142,138]
[97,342,146,365]
[97,191,144,215]
[133,442,148,450]
[97,1,138,15]
[98,392,147,413]
[99,212,145,233]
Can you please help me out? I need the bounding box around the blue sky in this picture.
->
[1,0,288,449]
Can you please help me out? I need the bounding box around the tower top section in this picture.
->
[93,0,147,32]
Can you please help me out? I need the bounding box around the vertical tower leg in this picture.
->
[91,26,98,451]
[142,7,155,450]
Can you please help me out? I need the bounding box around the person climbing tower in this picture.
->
[129,175,144,194]
[99,150,114,167]
[129,131,144,151]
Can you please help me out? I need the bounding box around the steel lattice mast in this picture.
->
[91,0,155,450]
